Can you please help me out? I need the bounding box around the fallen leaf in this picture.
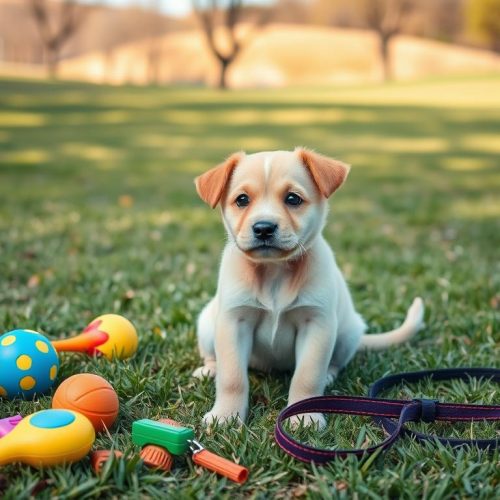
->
[292,484,308,497]
[153,326,166,338]
[27,274,40,288]
[335,480,348,491]
[119,194,134,208]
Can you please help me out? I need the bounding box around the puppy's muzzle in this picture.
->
[252,221,278,242]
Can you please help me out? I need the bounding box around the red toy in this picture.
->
[51,314,138,361]
[52,373,119,432]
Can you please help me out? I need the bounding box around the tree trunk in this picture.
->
[379,34,391,81]
[147,39,161,85]
[46,45,59,79]
[218,58,230,89]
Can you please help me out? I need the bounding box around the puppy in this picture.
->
[193,148,424,427]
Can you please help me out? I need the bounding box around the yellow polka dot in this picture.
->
[17,355,32,370]
[1,335,16,347]
[20,376,36,391]
[0,386,7,397]
[35,341,49,353]
[50,365,58,380]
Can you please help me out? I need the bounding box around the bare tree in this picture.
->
[192,0,269,89]
[146,0,165,85]
[29,0,87,78]
[360,0,413,80]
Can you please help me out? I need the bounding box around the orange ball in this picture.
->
[52,374,119,433]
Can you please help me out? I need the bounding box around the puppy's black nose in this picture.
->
[253,221,277,241]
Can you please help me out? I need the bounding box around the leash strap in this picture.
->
[368,367,500,449]
[274,368,500,463]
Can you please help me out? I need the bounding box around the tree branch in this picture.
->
[365,0,412,37]
[29,0,52,47]
[191,0,271,87]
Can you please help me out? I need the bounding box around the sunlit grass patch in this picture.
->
[451,197,500,219]
[441,156,494,171]
[60,142,123,163]
[0,148,51,164]
[0,111,47,126]
[461,134,500,153]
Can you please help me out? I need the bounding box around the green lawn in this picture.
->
[0,76,499,498]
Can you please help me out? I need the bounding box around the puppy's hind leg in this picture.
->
[192,299,217,379]
[327,312,367,386]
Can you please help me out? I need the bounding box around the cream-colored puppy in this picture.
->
[193,148,424,427]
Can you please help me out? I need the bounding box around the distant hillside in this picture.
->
[57,24,500,87]
[0,0,189,64]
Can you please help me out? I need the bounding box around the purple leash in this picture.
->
[275,368,500,463]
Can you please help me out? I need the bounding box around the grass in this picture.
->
[0,74,499,498]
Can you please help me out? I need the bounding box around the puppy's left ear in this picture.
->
[195,152,244,208]
[296,148,350,198]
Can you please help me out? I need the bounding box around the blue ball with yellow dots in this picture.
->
[0,329,59,399]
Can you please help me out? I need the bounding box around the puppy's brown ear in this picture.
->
[296,148,350,198]
[194,152,244,208]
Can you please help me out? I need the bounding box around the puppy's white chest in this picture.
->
[255,277,295,312]
[252,309,297,371]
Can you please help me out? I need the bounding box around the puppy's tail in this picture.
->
[358,297,424,351]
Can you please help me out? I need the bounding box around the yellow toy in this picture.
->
[51,314,138,361]
[0,409,95,468]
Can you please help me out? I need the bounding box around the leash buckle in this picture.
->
[413,398,439,423]
[188,439,205,455]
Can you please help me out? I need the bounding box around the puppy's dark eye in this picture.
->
[284,192,303,206]
[235,194,250,207]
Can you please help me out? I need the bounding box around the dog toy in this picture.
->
[52,373,120,432]
[132,418,248,483]
[0,329,59,399]
[90,446,174,475]
[0,409,95,467]
[140,444,174,472]
[91,450,123,474]
[138,418,177,471]
[51,314,138,360]
[92,445,174,474]
[0,415,22,438]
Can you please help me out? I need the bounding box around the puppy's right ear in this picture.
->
[296,147,350,198]
[195,152,244,208]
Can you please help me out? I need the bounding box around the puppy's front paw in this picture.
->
[326,366,339,386]
[289,412,326,430]
[202,405,247,426]
[192,365,216,379]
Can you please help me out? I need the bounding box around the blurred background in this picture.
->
[1,0,500,86]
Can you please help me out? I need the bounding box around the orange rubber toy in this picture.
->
[52,373,119,432]
[91,450,123,474]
